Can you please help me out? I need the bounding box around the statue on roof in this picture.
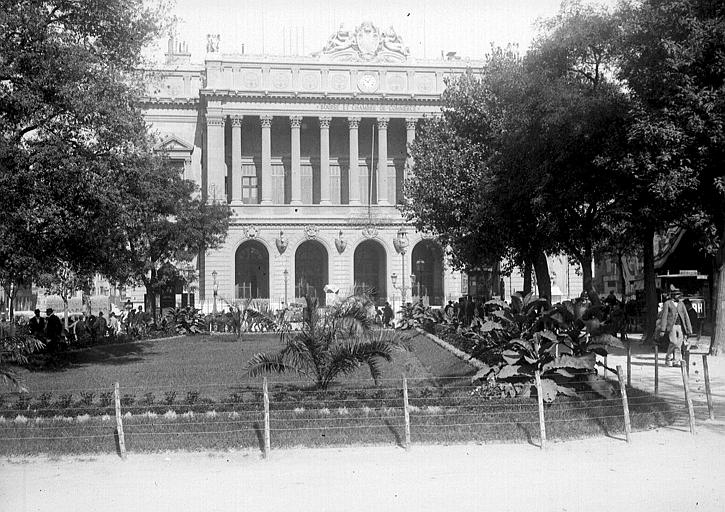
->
[317,22,408,62]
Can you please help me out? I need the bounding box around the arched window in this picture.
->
[295,240,329,306]
[235,241,269,299]
[353,240,387,304]
[411,240,444,306]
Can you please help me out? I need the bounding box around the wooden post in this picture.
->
[263,377,271,457]
[603,355,608,379]
[534,369,546,450]
[681,364,696,435]
[402,375,411,450]
[114,382,127,460]
[654,344,659,396]
[626,340,632,387]
[616,365,632,443]
[702,355,715,421]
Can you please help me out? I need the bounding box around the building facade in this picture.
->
[142,23,583,312]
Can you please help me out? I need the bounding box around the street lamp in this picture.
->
[392,227,410,304]
[415,259,425,299]
[283,269,289,306]
[212,270,218,315]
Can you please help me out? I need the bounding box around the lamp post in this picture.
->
[212,270,218,315]
[415,259,425,299]
[283,269,289,307]
[392,227,410,305]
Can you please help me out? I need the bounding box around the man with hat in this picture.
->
[659,288,692,367]
[44,308,63,353]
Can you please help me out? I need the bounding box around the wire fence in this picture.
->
[0,354,717,456]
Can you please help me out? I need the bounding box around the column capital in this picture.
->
[319,115,332,128]
[206,114,225,127]
[231,115,243,127]
[289,115,302,128]
[376,117,389,129]
[260,114,273,128]
[347,116,361,129]
[405,117,418,130]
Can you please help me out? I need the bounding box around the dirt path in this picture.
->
[2,336,724,512]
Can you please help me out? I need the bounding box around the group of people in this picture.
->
[444,297,482,325]
[26,301,151,351]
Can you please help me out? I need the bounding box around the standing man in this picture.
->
[659,288,692,367]
[95,311,108,341]
[29,309,46,339]
[44,308,63,353]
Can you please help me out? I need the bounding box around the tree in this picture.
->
[403,49,557,300]
[37,260,92,329]
[246,295,405,389]
[615,0,725,350]
[0,0,170,317]
[112,153,230,323]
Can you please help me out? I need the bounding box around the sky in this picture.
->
[151,0,617,63]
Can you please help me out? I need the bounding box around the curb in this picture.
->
[414,327,487,370]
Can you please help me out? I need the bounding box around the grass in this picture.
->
[0,331,677,455]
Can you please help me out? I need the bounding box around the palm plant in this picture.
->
[245,294,405,389]
[1,323,44,391]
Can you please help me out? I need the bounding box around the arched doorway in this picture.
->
[295,240,329,306]
[353,240,387,304]
[411,240,444,306]
[235,240,269,299]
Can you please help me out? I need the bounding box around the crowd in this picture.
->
[24,301,153,352]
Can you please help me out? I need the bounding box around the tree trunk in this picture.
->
[618,251,627,301]
[63,297,69,330]
[8,282,16,321]
[579,249,600,305]
[533,251,551,301]
[144,272,158,324]
[710,238,725,355]
[523,260,533,296]
[642,227,658,343]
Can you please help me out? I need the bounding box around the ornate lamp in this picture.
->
[212,270,218,315]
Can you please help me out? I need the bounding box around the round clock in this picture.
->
[357,73,379,93]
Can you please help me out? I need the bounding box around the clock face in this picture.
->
[357,73,379,93]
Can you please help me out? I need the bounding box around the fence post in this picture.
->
[654,344,659,396]
[534,369,546,450]
[402,375,411,450]
[263,377,271,457]
[114,382,127,460]
[616,365,632,443]
[626,340,632,387]
[702,355,715,420]
[603,355,608,379]
[681,364,696,435]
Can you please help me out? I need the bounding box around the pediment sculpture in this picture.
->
[318,22,409,63]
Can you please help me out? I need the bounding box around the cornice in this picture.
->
[198,90,442,104]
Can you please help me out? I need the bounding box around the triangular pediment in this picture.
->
[154,135,195,153]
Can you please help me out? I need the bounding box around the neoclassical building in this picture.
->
[142,23,582,310]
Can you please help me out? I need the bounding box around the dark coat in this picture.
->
[29,316,46,336]
[45,314,63,340]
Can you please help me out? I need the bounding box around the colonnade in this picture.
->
[205,114,418,205]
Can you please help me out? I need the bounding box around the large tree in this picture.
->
[0,0,170,316]
[615,0,725,352]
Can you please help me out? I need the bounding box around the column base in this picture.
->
[290,200,303,206]
[349,199,361,206]
[319,200,332,205]
[377,200,391,206]
[260,200,273,205]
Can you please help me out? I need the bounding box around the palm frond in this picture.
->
[245,352,307,378]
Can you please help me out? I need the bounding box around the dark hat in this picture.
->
[46,308,53,314]
[670,287,683,297]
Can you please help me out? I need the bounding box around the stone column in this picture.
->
[290,115,302,205]
[260,114,273,205]
[206,114,226,203]
[231,115,243,203]
[348,116,361,205]
[405,117,417,184]
[376,117,389,205]
[319,116,332,205]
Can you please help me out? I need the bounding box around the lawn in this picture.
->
[0,331,675,455]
